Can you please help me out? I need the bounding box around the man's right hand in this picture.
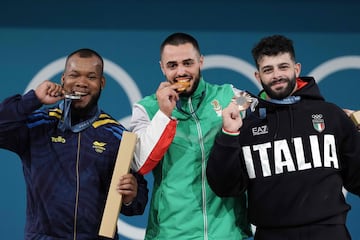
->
[156,81,179,118]
[35,80,64,105]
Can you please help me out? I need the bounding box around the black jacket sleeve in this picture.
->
[206,132,248,197]
[340,114,360,197]
[120,170,149,216]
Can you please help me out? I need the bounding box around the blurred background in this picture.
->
[0,0,359,239]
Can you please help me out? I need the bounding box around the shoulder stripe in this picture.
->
[92,112,121,128]
[104,125,126,140]
[27,109,60,128]
[49,111,62,119]
[93,119,120,128]
[99,113,111,119]
[48,107,62,120]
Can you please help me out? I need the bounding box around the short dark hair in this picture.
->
[65,48,104,75]
[160,32,201,58]
[251,35,296,69]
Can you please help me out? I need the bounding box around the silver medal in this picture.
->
[233,92,253,111]
[64,94,81,100]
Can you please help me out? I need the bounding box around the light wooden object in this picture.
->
[98,131,137,238]
[350,110,360,127]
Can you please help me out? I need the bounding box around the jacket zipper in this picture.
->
[188,98,208,240]
[73,133,81,240]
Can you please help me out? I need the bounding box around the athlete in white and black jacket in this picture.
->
[206,35,360,240]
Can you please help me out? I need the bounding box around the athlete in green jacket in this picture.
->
[129,32,252,240]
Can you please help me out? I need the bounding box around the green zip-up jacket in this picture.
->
[130,78,251,239]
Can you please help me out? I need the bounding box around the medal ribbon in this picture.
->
[58,98,100,133]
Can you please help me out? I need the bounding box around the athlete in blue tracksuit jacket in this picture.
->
[0,48,148,240]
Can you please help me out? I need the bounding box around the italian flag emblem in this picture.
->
[312,114,325,132]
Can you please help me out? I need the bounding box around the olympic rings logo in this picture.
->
[312,114,323,119]
[26,54,360,240]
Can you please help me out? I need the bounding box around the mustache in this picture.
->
[270,78,288,86]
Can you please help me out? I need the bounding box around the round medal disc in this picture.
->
[234,93,252,111]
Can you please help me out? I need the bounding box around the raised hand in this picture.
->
[34,80,64,105]
[156,81,179,117]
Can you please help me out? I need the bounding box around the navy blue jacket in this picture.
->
[0,90,148,240]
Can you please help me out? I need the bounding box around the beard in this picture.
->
[261,74,297,100]
[71,90,101,119]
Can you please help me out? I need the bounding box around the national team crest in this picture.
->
[211,99,222,116]
[312,114,325,132]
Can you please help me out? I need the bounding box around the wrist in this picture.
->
[222,128,240,136]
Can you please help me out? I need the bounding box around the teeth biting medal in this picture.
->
[64,94,81,100]
[64,91,85,100]
[176,80,190,92]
